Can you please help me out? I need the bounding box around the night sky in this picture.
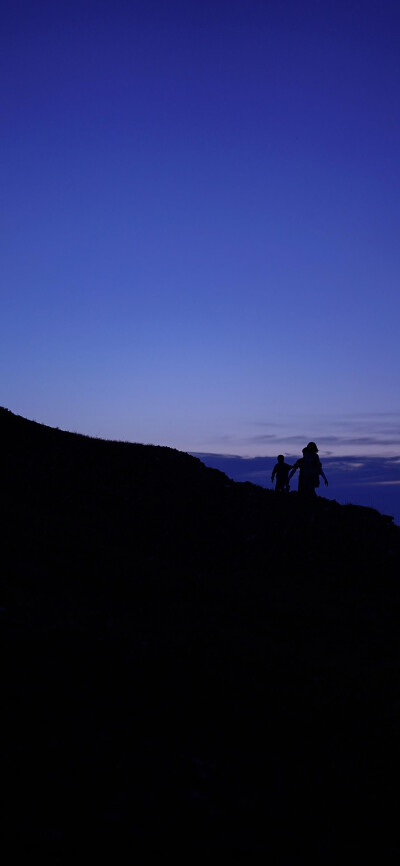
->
[2,1,400,471]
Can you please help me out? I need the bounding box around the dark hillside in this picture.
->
[1,407,400,860]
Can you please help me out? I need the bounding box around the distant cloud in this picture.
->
[336,412,400,419]
[243,434,288,444]
[340,437,400,446]
[369,480,400,486]
[201,413,400,462]
[240,433,400,448]
[216,413,400,453]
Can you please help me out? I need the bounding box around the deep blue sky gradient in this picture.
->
[2,1,400,479]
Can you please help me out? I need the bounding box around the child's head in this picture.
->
[277,454,284,463]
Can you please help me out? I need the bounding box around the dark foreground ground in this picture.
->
[1,407,400,860]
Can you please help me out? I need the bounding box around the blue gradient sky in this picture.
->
[2,0,400,460]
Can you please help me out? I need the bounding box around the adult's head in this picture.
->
[277,454,284,462]
[306,441,319,453]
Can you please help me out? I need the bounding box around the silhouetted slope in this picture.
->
[1,407,400,860]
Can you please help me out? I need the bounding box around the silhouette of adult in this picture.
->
[288,442,328,496]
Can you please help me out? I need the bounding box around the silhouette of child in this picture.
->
[288,442,328,496]
[271,455,292,493]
